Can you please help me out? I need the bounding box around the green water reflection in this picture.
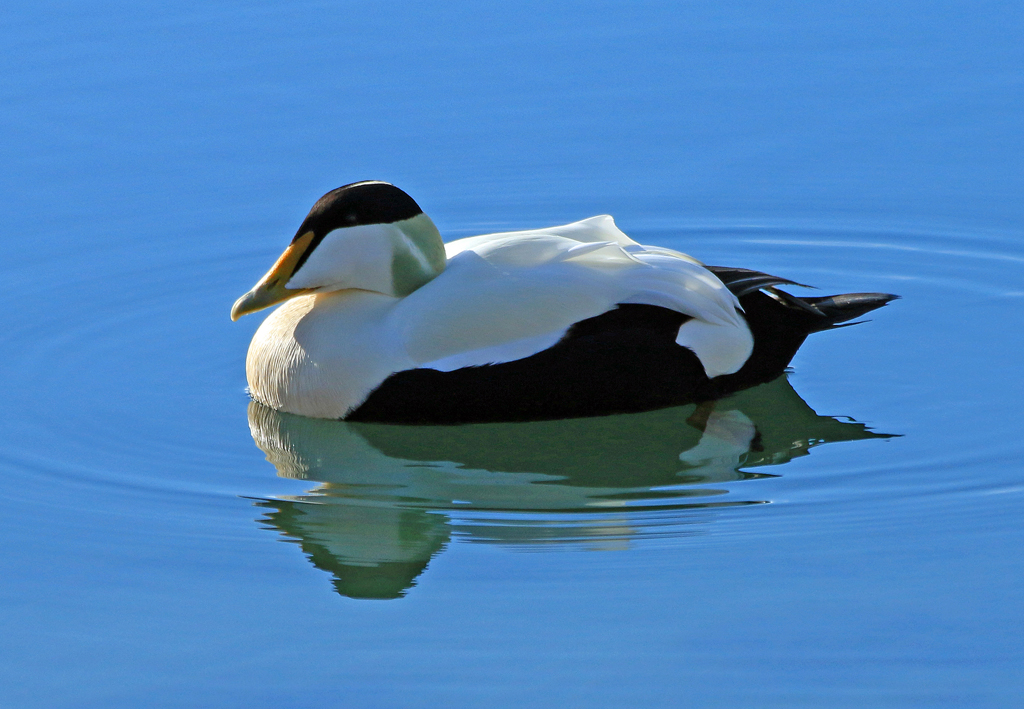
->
[248,377,891,599]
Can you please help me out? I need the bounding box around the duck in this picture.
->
[231,181,896,423]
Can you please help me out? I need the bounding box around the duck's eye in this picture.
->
[345,213,358,224]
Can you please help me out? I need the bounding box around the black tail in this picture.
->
[706,266,897,395]
[765,289,899,331]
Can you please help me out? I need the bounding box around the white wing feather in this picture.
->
[444,214,640,256]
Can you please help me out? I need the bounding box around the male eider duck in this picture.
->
[231,181,895,423]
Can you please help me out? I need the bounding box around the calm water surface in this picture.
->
[2,1,1023,707]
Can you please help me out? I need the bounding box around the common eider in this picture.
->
[231,181,895,423]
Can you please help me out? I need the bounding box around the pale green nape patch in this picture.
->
[390,214,448,297]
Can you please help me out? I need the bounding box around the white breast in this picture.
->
[246,291,412,419]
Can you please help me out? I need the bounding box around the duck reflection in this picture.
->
[248,377,892,599]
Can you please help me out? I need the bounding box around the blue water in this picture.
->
[2,1,1023,707]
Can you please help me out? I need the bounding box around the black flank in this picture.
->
[348,268,897,424]
[349,304,708,424]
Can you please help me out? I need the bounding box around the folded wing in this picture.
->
[391,216,753,378]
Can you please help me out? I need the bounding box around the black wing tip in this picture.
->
[706,266,815,297]
[803,292,899,328]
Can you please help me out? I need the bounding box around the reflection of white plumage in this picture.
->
[232,181,895,422]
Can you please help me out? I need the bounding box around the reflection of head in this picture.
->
[256,499,449,600]
[247,376,894,599]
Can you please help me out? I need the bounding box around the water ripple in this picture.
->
[3,222,1023,580]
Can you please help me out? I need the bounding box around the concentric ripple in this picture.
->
[3,223,1022,576]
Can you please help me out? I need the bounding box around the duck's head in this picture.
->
[231,181,446,320]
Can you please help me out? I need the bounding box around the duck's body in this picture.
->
[233,182,895,423]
